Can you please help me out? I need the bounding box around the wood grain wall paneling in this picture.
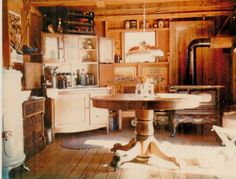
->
[30,12,42,62]
[3,0,10,67]
[169,21,214,85]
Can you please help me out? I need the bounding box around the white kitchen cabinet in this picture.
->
[99,37,114,63]
[42,33,64,62]
[55,91,90,133]
[64,35,79,62]
[50,88,109,134]
[42,33,99,85]
[90,91,109,133]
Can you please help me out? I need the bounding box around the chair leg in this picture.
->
[171,120,179,137]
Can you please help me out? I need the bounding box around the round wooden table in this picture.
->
[92,93,201,169]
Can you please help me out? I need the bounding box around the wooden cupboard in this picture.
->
[53,88,109,134]
[105,20,169,62]
[99,64,114,86]
[99,62,169,93]
[138,62,169,92]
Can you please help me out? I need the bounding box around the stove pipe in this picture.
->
[186,38,211,85]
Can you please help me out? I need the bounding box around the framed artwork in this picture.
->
[8,10,23,63]
[123,31,156,63]
[114,67,136,83]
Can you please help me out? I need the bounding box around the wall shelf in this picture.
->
[21,52,42,56]
[107,27,169,32]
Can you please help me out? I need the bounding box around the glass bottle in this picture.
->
[65,73,72,87]
[57,18,63,33]
[62,73,67,88]
[76,69,80,85]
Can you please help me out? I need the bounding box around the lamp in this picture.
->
[125,1,164,62]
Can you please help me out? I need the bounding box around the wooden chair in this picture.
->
[212,111,236,160]
[110,84,136,130]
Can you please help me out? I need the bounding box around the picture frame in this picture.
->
[8,10,23,63]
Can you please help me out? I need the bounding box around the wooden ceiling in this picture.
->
[30,0,236,20]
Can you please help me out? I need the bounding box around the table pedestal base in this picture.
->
[111,110,180,170]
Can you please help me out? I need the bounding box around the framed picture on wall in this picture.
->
[8,10,23,63]
[123,31,156,63]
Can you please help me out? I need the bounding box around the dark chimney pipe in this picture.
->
[186,38,211,85]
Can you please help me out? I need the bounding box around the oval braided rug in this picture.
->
[61,138,104,150]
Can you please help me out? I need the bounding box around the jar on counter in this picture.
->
[89,74,95,85]
[80,73,86,86]
[76,69,81,85]
[71,73,77,87]
[57,73,67,89]
[62,73,67,88]
[65,73,72,87]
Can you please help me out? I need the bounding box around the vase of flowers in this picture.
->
[135,75,155,96]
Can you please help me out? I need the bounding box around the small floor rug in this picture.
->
[61,133,128,150]
[62,141,103,150]
[61,138,104,150]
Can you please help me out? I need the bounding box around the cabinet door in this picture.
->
[42,33,64,62]
[64,35,79,61]
[56,92,90,132]
[99,37,114,63]
[99,64,114,86]
[90,91,109,125]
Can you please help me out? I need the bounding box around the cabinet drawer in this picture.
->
[90,108,108,125]
[23,99,45,118]
[24,114,43,129]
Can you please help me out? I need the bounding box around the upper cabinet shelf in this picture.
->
[66,11,94,18]
[107,27,169,32]
[42,33,98,64]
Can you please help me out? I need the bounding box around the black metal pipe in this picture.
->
[186,38,211,85]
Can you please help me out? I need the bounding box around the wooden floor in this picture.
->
[9,125,236,179]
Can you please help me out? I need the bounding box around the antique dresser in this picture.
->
[169,85,224,137]
[22,98,46,159]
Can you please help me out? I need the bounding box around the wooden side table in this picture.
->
[22,98,46,159]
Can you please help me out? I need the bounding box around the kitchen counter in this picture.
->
[46,86,110,98]
[46,86,110,134]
